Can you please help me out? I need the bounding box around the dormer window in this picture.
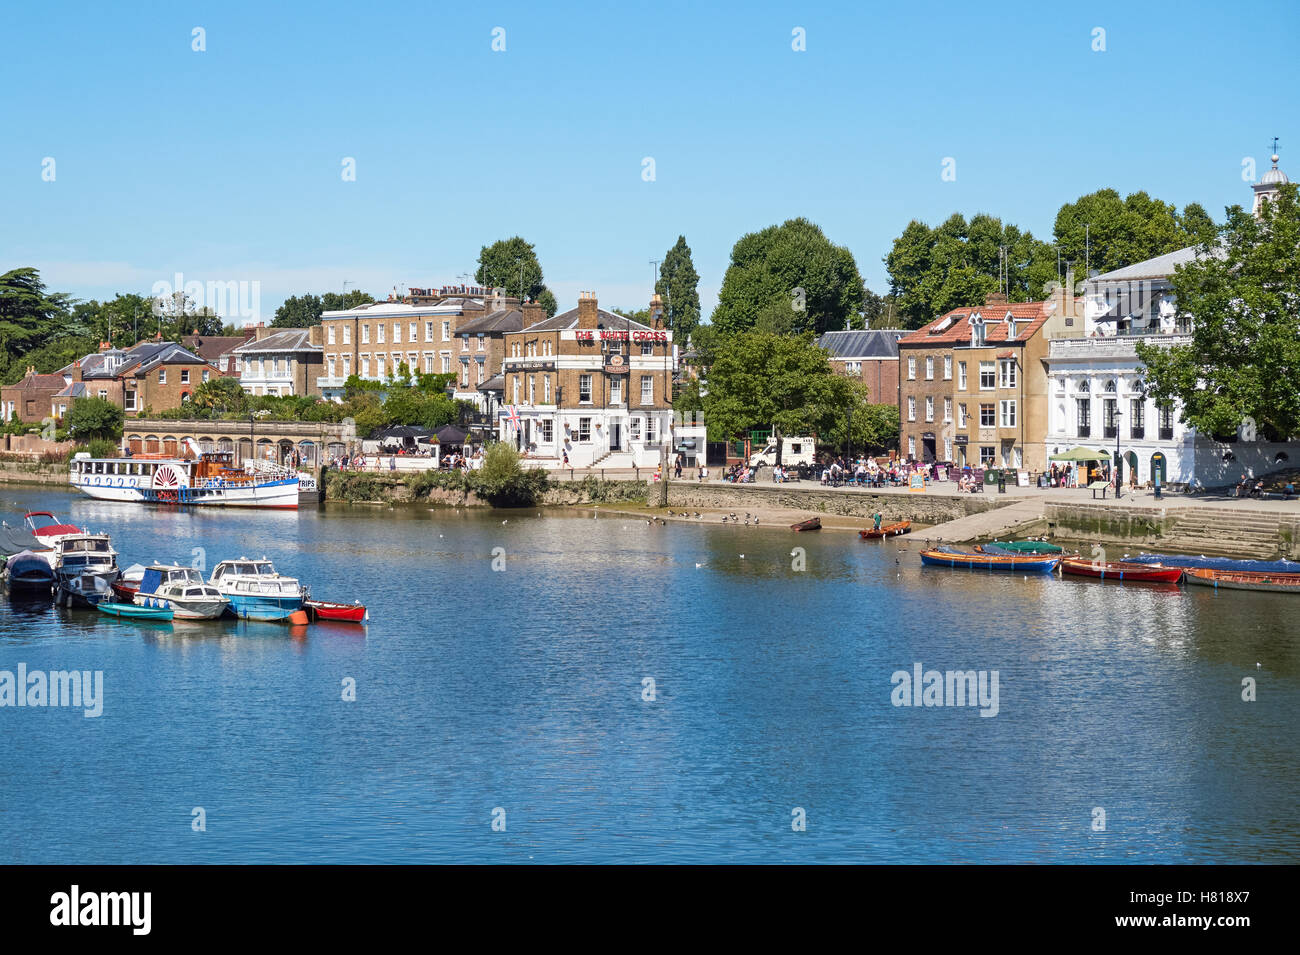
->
[968,312,986,347]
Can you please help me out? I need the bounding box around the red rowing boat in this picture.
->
[1060,558,1183,583]
[304,599,368,622]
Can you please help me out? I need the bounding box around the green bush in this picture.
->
[469,444,549,507]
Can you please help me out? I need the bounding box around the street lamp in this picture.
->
[1113,407,1123,499]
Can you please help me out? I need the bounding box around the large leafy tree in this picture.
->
[1054,189,1216,279]
[190,375,248,414]
[272,289,373,328]
[0,268,76,382]
[475,237,558,317]
[655,236,701,341]
[712,218,865,336]
[1137,184,1300,441]
[821,379,901,453]
[702,330,853,449]
[65,396,124,441]
[884,214,1056,328]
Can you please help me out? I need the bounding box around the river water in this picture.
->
[1,486,1296,863]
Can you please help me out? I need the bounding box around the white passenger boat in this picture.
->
[209,558,304,621]
[134,565,231,620]
[69,443,299,509]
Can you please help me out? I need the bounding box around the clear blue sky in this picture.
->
[3,0,1296,325]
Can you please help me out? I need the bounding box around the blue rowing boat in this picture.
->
[920,547,1060,573]
[97,602,173,620]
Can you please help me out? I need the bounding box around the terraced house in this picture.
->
[231,326,323,397]
[899,293,1065,471]
[315,287,519,402]
[57,341,218,417]
[497,292,674,468]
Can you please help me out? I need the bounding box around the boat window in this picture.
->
[256,563,274,575]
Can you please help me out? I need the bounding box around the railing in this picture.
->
[1130,426,1145,439]
[1103,426,1118,439]
[1048,334,1193,358]
[1078,425,1091,438]
[1159,427,1174,440]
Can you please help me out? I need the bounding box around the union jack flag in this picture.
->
[506,405,520,430]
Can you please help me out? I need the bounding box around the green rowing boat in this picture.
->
[97,602,174,621]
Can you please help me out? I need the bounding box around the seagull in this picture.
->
[502,519,508,525]
[739,554,745,559]
[754,518,760,525]
[695,562,704,569]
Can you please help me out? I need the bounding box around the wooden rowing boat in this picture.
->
[859,520,911,539]
[97,601,174,620]
[919,548,1060,574]
[304,599,368,622]
[1060,558,1183,583]
[1183,567,1300,593]
[790,517,822,532]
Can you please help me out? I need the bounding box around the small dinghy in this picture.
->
[790,517,822,532]
[97,602,173,621]
[1060,558,1183,583]
[304,599,368,623]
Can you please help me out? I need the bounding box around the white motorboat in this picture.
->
[134,565,231,620]
[209,557,304,621]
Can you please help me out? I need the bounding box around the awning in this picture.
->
[1048,447,1113,462]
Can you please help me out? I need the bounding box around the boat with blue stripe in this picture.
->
[209,558,304,621]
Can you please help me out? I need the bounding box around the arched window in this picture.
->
[1104,380,1117,392]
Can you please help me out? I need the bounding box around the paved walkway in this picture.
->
[911,499,1045,544]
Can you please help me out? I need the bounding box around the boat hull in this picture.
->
[1061,559,1183,583]
[71,476,299,508]
[227,594,304,621]
[1184,567,1300,593]
[305,600,367,623]
[134,592,230,620]
[860,521,911,539]
[98,602,174,620]
[790,518,822,532]
[4,553,56,592]
[920,550,1060,573]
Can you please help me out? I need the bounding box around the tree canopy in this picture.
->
[1137,184,1300,441]
[712,218,866,336]
[475,237,558,317]
[1053,189,1216,278]
[272,289,374,328]
[65,396,124,441]
[655,236,701,341]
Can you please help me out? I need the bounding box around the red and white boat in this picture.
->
[1060,558,1184,583]
[25,511,83,549]
[69,442,299,509]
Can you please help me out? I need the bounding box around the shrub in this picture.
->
[469,443,549,507]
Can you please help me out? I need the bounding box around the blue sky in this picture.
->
[2,0,1296,325]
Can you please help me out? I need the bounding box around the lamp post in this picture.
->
[1113,408,1122,499]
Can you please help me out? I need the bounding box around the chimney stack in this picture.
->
[492,286,506,311]
[577,291,599,329]
[522,300,545,328]
[983,290,1009,307]
[649,293,665,331]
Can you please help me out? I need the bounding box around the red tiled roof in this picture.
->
[898,301,1052,347]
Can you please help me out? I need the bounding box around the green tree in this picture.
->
[885,214,1057,328]
[190,375,248,413]
[0,267,75,382]
[656,236,702,341]
[65,396,125,441]
[713,218,866,336]
[821,379,900,453]
[1137,184,1300,441]
[702,330,852,454]
[475,237,557,315]
[272,290,373,328]
[1053,189,1215,279]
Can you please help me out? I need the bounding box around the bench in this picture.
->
[1088,480,1110,499]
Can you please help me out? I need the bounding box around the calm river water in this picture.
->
[1,486,1297,863]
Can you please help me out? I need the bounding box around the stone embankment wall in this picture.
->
[0,460,66,486]
[665,481,1003,524]
[1045,502,1300,559]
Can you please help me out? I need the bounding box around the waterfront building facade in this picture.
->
[232,327,323,397]
[816,329,903,406]
[498,293,675,468]
[2,369,70,424]
[899,296,1059,471]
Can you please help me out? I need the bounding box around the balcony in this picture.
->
[1078,425,1091,438]
[1130,426,1145,439]
[1048,334,1193,361]
[1159,427,1174,441]
[1103,426,1118,439]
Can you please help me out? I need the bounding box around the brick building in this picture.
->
[316,288,517,401]
[183,331,254,377]
[498,292,675,467]
[898,294,1063,470]
[231,327,323,396]
[816,329,903,405]
[1,369,69,424]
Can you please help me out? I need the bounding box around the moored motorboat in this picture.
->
[24,511,83,552]
[860,520,911,539]
[920,547,1060,573]
[1183,567,1300,593]
[304,599,368,623]
[98,601,173,620]
[4,550,57,592]
[1060,558,1183,583]
[209,557,304,621]
[790,517,822,532]
[53,533,119,584]
[112,563,146,601]
[134,565,231,619]
[56,572,114,608]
